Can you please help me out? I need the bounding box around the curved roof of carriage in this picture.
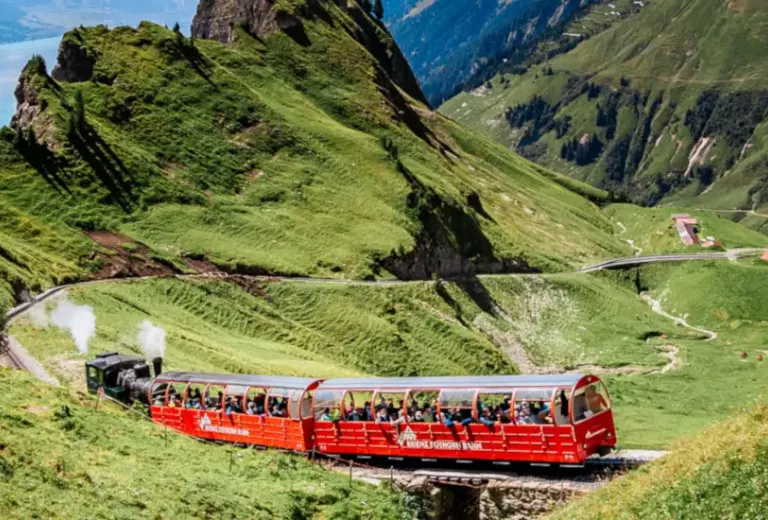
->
[317,374,591,391]
[155,372,320,391]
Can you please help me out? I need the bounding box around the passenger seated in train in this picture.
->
[412,410,425,422]
[246,400,258,415]
[271,404,286,417]
[479,407,498,426]
[443,408,474,427]
[361,402,373,421]
[375,407,389,423]
[206,391,224,410]
[185,388,202,409]
[527,402,552,424]
[346,407,360,421]
[390,410,407,426]
[226,397,243,415]
[320,408,333,421]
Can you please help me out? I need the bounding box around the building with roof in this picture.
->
[671,214,700,246]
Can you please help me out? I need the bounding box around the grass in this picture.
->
[9,277,516,384]
[439,0,768,230]
[551,401,768,520]
[0,369,413,519]
[11,258,768,449]
[604,203,768,255]
[0,8,627,300]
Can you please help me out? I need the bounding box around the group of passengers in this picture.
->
[157,388,289,418]
[317,393,565,426]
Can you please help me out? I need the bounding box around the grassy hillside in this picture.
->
[605,203,768,255]
[11,256,768,449]
[0,369,412,519]
[0,0,628,311]
[551,402,768,519]
[442,0,768,232]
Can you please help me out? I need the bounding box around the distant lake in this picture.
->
[0,36,61,125]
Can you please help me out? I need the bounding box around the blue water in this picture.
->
[0,36,61,125]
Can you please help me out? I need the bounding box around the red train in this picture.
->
[86,353,616,465]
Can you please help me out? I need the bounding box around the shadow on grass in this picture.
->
[68,122,137,212]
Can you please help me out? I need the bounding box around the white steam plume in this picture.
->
[28,303,49,329]
[50,299,96,354]
[137,320,166,359]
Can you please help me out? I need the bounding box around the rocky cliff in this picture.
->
[191,0,427,105]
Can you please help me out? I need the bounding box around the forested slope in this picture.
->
[443,0,768,236]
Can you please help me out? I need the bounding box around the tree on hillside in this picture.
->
[0,307,7,357]
[74,90,85,131]
[360,0,372,13]
[374,0,384,20]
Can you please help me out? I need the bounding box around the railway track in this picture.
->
[323,449,667,491]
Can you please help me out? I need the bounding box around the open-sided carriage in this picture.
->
[312,375,615,464]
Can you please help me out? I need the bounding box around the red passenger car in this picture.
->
[312,374,615,464]
[147,372,320,452]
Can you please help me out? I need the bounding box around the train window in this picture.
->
[406,390,439,423]
[245,387,267,415]
[267,388,292,418]
[440,390,477,423]
[375,392,407,423]
[553,389,572,425]
[513,388,555,425]
[343,391,374,421]
[572,382,611,423]
[186,383,205,409]
[299,391,314,419]
[314,390,343,421]
[477,391,514,424]
[167,382,188,408]
[204,384,226,411]
[225,385,249,414]
[149,382,169,406]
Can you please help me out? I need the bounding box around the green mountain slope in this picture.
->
[551,402,768,519]
[442,0,768,235]
[0,0,627,307]
[0,369,410,519]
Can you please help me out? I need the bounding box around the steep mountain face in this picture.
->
[442,0,768,235]
[0,0,623,305]
[383,0,598,106]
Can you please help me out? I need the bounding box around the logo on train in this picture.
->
[397,426,418,446]
[397,426,483,451]
[199,414,250,436]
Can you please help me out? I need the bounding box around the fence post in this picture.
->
[348,459,353,487]
[390,466,394,493]
[230,447,234,472]
[164,419,168,448]
[95,388,102,411]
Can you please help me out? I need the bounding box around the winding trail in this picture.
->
[640,291,717,342]
[616,221,643,257]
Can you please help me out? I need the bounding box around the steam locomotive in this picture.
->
[85,352,164,403]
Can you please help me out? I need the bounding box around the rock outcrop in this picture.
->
[191,0,427,105]
[10,58,57,148]
[51,35,96,83]
[11,68,43,132]
[192,0,282,43]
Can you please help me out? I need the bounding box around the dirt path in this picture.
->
[640,291,717,341]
